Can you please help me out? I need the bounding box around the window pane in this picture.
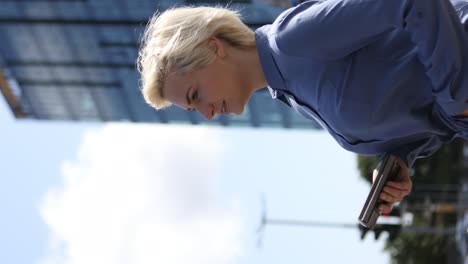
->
[23,85,70,119]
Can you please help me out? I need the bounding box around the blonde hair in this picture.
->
[137,6,256,110]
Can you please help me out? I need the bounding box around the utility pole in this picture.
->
[257,195,456,247]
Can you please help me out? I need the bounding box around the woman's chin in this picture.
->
[233,100,248,115]
[236,105,245,115]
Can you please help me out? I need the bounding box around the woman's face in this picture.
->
[163,39,253,120]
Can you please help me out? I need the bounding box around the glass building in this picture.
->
[0,0,320,129]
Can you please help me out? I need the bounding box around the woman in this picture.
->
[137,0,468,214]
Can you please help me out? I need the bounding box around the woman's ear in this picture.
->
[207,36,226,57]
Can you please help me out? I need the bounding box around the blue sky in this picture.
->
[0,97,390,264]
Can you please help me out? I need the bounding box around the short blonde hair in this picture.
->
[137,6,256,110]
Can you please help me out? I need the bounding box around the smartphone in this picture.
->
[358,154,401,229]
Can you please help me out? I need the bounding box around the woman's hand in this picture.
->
[373,157,412,214]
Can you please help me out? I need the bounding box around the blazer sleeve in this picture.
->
[391,136,444,168]
[274,0,468,115]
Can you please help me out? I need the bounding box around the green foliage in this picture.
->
[384,233,449,264]
[355,139,464,264]
[356,139,463,185]
[356,155,379,184]
[411,139,462,185]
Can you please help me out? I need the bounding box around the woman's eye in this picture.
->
[192,90,198,102]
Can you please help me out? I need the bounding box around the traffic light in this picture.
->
[382,224,402,242]
[358,224,370,240]
[358,224,402,241]
[373,225,385,240]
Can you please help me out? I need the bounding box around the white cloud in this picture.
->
[39,124,243,264]
[0,97,14,123]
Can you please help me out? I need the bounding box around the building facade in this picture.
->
[0,0,320,129]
